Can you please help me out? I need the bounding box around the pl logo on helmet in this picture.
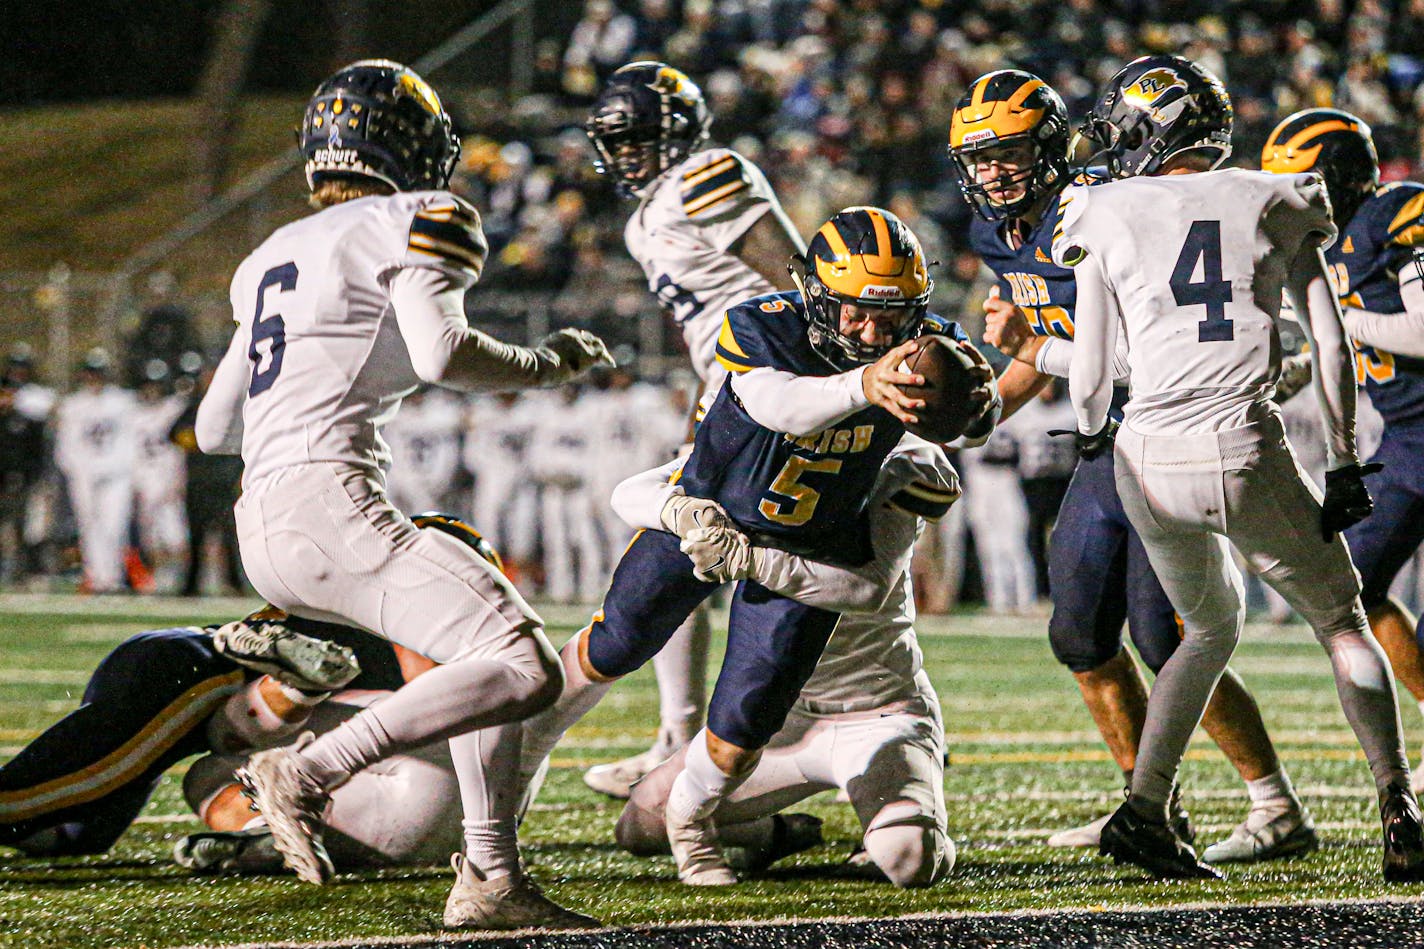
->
[791,207,932,367]
[1079,55,1232,180]
[586,61,711,197]
[299,59,460,193]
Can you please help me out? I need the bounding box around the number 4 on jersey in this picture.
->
[1171,220,1234,343]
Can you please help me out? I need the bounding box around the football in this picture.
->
[898,335,983,443]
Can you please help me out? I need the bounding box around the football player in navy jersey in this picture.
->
[1264,110,1424,785]
[949,69,1314,863]
[519,206,999,885]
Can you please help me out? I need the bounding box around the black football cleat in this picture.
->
[1168,787,1197,848]
[1099,800,1222,880]
[1380,783,1424,883]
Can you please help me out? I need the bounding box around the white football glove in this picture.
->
[535,328,615,385]
[680,524,759,583]
[659,489,733,537]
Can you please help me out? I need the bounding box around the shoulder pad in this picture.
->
[1384,184,1424,249]
[1050,187,1089,268]
[678,150,759,221]
[407,193,488,279]
[714,292,799,373]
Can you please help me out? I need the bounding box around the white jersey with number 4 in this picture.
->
[224,191,486,486]
[1052,169,1335,435]
[625,148,785,383]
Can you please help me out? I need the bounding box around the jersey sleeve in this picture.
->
[1049,185,1093,268]
[676,149,774,252]
[1386,187,1424,250]
[393,192,489,285]
[714,299,779,373]
[1279,172,1338,249]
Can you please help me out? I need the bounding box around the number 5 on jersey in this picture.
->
[248,262,298,396]
[759,456,843,526]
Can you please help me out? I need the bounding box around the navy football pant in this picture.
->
[1047,450,1181,674]
[1348,424,1424,616]
[586,529,841,749]
[0,628,244,854]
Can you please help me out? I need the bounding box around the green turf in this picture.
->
[0,600,1419,948]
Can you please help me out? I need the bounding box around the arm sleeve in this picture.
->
[1068,249,1121,435]
[195,320,250,455]
[728,366,870,437]
[1288,245,1358,469]
[1339,245,1424,357]
[609,460,685,531]
[1034,334,1131,381]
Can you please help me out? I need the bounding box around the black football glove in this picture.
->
[1049,418,1119,461]
[1321,462,1384,541]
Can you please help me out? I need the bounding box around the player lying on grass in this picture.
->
[0,609,374,858]
[607,437,959,888]
[515,206,999,886]
[1061,54,1424,881]
[950,68,1317,863]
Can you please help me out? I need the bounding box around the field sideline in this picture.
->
[4,595,1424,947]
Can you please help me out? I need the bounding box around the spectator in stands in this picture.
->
[563,0,638,100]
[169,361,243,597]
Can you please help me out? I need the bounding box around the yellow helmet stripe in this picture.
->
[1280,119,1356,153]
[816,219,851,259]
[865,208,899,276]
[969,74,991,108]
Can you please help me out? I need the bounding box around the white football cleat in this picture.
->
[1046,812,1111,848]
[442,854,600,930]
[666,807,737,885]
[211,617,360,693]
[584,732,685,799]
[1202,807,1319,864]
[234,738,333,884]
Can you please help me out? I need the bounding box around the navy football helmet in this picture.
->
[586,62,710,197]
[1262,108,1379,227]
[1079,55,1232,179]
[792,207,932,367]
[299,59,460,193]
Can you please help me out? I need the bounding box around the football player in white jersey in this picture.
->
[55,348,136,594]
[1059,55,1424,881]
[608,438,959,888]
[131,363,188,591]
[381,386,467,515]
[194,60,611,929]
[581,61,808,797]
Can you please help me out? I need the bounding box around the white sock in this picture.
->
[665,730,745,824]
[518,632,614,790]
[1416,698,1424,727]
[454,723,525,881]
[1245,769,1298,816]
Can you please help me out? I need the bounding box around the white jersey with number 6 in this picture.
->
[221,191,487,487]
[1052,169,1335,435]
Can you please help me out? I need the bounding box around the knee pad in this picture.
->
[863,822,954,888]
[614,800,669,857]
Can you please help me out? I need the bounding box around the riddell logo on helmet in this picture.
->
[961,129,998,145]
[862,285,905,300]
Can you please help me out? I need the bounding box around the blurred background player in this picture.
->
[611,437,960,889]
[465,391,542,585]
[131,360,188,592]
[381,386,469,515]
[54,348,135,594]
[1263,110,1424,785]
[1062,54,1423,881]
[530,384,605,603]
[581,60,809,798]
[516,206,997,885]
[194,60,611,928]
[947,69,1313,862]
[169,357,245,597]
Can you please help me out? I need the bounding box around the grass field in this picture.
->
[2,595,1423,948]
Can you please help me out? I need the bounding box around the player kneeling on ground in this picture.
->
[608,439,959,887]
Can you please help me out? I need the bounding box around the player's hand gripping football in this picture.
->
[535,328,616,384]
[982,286,1036,361]
[862,339,928,425]
[957,338,998,416]
[1321,462,1384,541]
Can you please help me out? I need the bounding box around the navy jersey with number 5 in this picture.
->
[1328,182,1424,426]
[681,290,966,566]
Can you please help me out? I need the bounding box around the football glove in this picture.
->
[1049,418,1119,461]
[660,490,733,538]
[1321,462,1384,541]
[534,329,615,384]
[680,525,757,583]
[1272,352,1313,404]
